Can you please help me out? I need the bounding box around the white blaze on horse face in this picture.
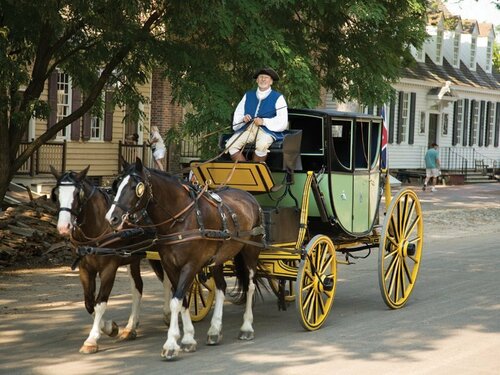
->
[56,185,76,236]
[105,175,131,225]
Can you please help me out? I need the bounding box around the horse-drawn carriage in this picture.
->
[52,108,423,359]
[186,108,424,329]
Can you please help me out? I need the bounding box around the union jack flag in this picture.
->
[380,105,388,171]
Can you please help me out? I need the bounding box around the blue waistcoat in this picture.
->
[239,89,285,141]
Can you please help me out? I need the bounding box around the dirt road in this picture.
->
[1,183,499,374]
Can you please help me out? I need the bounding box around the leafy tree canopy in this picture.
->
[0,0,427,200]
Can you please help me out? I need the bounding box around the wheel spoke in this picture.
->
[387,256,400,297]
[387,234,399,249]
[384,246,398,259]
[402,256,413,285]
[318,254,333,274]
[302,286,315,311]
[384,251,398,281]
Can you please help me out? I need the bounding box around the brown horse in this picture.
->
[105,158,264,360]
[50,166,172,354]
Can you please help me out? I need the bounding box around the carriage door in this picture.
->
[352,119,371,233]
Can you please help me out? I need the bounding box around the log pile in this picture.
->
[0,196,73,268]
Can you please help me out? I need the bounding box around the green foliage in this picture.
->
[0,0,428,194]
[493,42,500,72]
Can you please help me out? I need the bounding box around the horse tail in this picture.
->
[148,259,164,282]
[231,252,269,305]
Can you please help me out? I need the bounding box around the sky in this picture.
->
[444,0,500,25]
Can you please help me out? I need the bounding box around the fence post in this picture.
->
[62,140,67,172]
[118,141,123,173]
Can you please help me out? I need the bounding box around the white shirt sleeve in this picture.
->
[232,95,247,131]
[262,95,288,132]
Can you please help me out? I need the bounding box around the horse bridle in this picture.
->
[111,169,154,223]
[52,173,97,219]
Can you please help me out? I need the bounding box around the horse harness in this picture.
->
[97,170,266,254]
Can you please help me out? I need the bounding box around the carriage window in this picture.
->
[355,121,369,169]
[288,114,324,155]
[330,119,352,171]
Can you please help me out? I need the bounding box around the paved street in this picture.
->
[0,183,499,374]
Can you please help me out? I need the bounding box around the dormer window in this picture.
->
[485,39,492,71]
[436,29,443,63]
[453,32,460,66]
[470,35,477,69]
[416,47,424,61]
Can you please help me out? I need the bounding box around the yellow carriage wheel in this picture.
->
[188,272,215,322]
[295,235,337,331]
[378,188,423,309]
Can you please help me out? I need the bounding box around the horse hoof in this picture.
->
[108,321,119,338]
[181,343,197,353]
[238,331,254,341]
[118,329,137,341]
[206,333,222,345]
[79,343,98,354]
[161,348,179,361]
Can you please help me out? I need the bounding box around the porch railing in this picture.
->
[118,142,166,172]
[16,141,67,176]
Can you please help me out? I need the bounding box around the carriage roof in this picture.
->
[288,108,383,121]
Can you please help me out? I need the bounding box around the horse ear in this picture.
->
[135,157,143,172]
[120,154,129,170]
[50,165,61,180]
[76,165,90,181]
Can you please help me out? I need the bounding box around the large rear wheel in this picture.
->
[295,235,337,331]
[379,188,423,309]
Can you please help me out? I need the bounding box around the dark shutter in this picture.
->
[70,87,82,141]
[494,102,500,148]
[469,100,476,146]
[48,70,58,129]
[103,91,114,141]
[408,92,416,145]
[462,99,469,146]
[82,110,91,141]
[452,101,458,146]
[389,95,396,143]
[397,91,404,144]
[485,102,492,147]
[478,100,485,147]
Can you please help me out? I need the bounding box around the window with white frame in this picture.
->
[486,39,492,71]
[470,35,477,69]
[56,71,72,139]
[442,113,448,135]
[90,94,104,141]
[487,102,494,145]
[453,33,460,66]
[456,100,463,145]
[401,93,410,141]
[436,29,443,63]
[471,102,479,144]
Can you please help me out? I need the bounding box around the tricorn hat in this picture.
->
[253,67,280,81]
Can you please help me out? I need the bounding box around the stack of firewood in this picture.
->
[0,196,72,268]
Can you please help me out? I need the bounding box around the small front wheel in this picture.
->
[188,270,215,322]
[295,235,337,331]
